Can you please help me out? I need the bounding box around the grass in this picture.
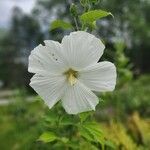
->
[0,99,49,150]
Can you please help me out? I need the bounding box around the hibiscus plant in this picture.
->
[28,0,116,149]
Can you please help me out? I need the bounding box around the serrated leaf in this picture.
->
[79,122,105,149]
[83,122,103,134]
[79,126,95,142]
[50,20,73,30]
[80,9,113,23]
[82,122,105,147]
[38,132,57,143]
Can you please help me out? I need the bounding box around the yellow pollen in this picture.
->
[64,69,78,86]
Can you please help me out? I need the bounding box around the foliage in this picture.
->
[80,10,112,23]
[38,132,57,143]
[98,75,150,121]
[37,104,107,149]
[0,85,149,150]
[102,112,150,150]
[0,100,46,150]
[50,20,73,30]
[103,121,139,150]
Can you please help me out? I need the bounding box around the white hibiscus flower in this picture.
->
[28,31,116,114]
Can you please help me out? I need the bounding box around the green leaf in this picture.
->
[38,132,57,143]
[59,137,69,143]
[59,115,77,126]
[80,9,113,23]
[79,126,95,142]
[81,122,105,148]
[105,140,116,149]
[83,122,103,135]
[79,111,93,123]
[44,112,59,123]
[86,21,97,30]
[50,20,73,30]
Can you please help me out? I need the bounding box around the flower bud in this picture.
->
[70,3,78,17]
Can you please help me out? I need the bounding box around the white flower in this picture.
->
[28,31,116,114]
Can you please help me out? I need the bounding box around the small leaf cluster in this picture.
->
[50,0,113,32]
[38,105,115,149]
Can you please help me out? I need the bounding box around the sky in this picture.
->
[0,0,36,28]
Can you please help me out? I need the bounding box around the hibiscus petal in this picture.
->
[28,40,67,74]
[79,61,117,92]
[30,74,66,108]
[61,81,99,114]
[61,31,105,70]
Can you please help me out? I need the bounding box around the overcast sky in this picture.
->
[0,0,36,28]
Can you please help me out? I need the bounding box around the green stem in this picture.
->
[81,23,88,31]
[74,17,79,31]
[81,23,85,31]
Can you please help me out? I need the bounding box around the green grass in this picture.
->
[0,99,50,150]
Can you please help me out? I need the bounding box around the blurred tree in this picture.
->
[98,0,150,73]
[0,7,44,88]
[32,0,77,41]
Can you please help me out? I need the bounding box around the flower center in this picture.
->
[64,69,78,86]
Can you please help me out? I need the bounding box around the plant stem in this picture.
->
[74,17,79,31]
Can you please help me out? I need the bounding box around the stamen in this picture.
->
[68,73,77,86]
[64,69,78,86]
